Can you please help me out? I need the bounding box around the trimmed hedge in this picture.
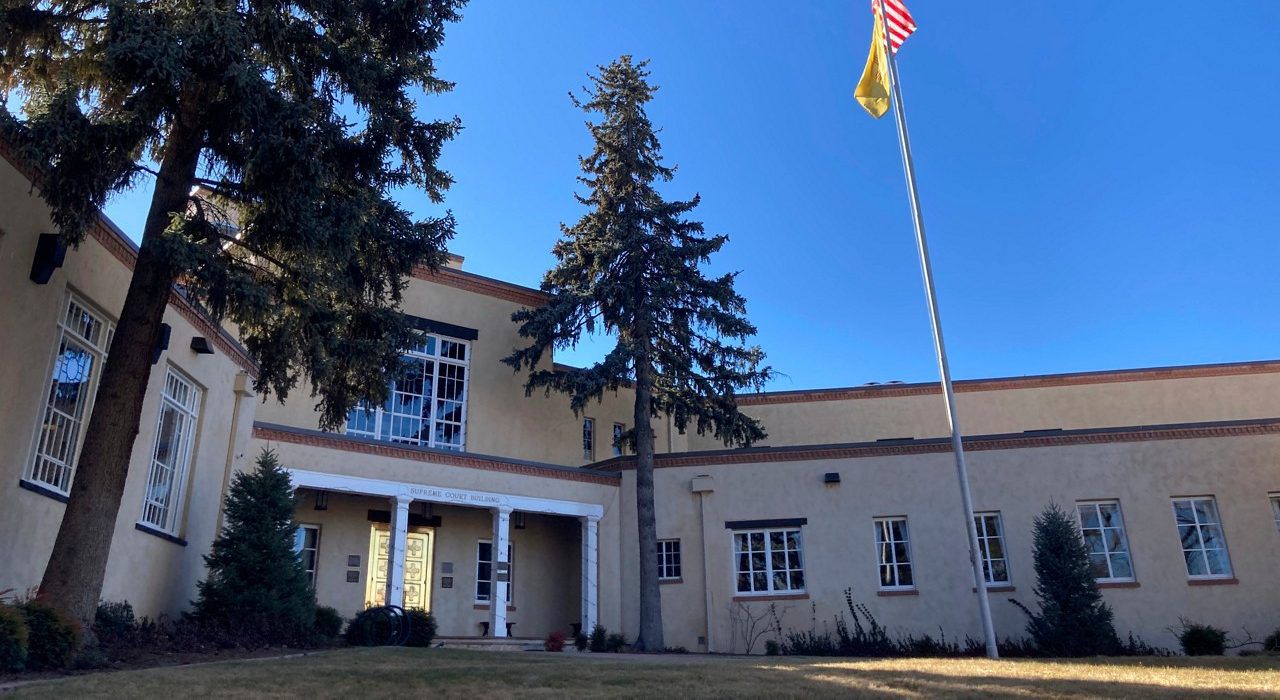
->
[0,605,28,672]
[21,602,79,671]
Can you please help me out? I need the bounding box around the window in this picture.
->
[1270,494,1280,534]
[974,512,1010,586]
[582,418,595,461]
[1077,501,1134,581]
[1172,497,1232,579]
[294,525,320,586]
[139,369,201,533]
[733,528,804,594]
[345,334,469,451]
[28,294,113,494]
[612,423,625,457]
[658,539,682,580]
[874,517,914,589]
[475,540,512,603]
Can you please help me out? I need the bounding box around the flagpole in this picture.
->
[874,0,999,660]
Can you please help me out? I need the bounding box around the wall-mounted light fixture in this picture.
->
[314,490,330,511]
[823,472,841,485]
[151,323,172,365]
[190,336,215,355]
[513,512,527,529]
[29,233,67,285]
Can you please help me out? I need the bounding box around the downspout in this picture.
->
[691,475,715,652]
[215,371,255,531]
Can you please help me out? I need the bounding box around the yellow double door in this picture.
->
[365,525,434,611]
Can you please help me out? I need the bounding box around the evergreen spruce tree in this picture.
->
[505,56,772,651]
[1,0,465,629]
[193,449,316,645]
[1015,503,1122,656]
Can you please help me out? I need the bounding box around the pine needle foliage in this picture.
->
[193,450,316,646]
[1013,503,1122,657]
[504,56,772,651]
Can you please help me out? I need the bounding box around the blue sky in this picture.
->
[103,1,1280,392]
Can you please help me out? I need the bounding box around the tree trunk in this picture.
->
[39,89,206,634]
[631,350,664,652]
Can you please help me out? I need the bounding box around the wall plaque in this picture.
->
[346,570,360,583]
[441,561,454,574]
[348,554,361,567]
[441,576,453,589]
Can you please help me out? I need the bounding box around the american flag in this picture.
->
[874,0,916,54]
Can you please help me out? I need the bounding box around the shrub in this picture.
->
[1176,620,1227,656]
[404,609,436,647]
[0,604,28,672]
[574,629,588,651]
[605,633,627,653]
[1011,503,1121,657]
[346,608,395,646]
[1263,629,1280,653]
[764,639,780,656]
[21,601,80,671]
[94,601,137,649]
[314,606,344,639]
[588,624,608,653]
[544,630,566,652]
[193,450,317,647]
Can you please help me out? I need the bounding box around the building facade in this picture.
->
[2,145,1277,652]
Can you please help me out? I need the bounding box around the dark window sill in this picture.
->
[1187,577,1237,586]
[135,522,188,546]
[732,593,808,602]
[473,604,517,611]
[972,585,1016,593]
[1097,580,1141,589]
[18,479,69,503]
[877,589,919,597]
[659,578,683,585]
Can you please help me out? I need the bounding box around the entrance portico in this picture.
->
[288,467,601,638]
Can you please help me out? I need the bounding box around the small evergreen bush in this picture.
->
[544,630,566,652]
[605,633,627,652]
[764,639,780,656]
[94,601,137,649]
[0,604,28,672]
[1264,629,1280,653]
[1176,620,1226,656]
[1011,503,1121,656]
[573,629,588,651]
[346,608,393,646]
[404,609,436,647]
[192,450,317,647]
[588,624,608,652]
[21,601,80,671]
[314,606,344,639]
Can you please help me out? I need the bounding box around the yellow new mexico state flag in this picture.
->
[855,16,891,119]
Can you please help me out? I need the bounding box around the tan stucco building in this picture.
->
[2,143,1277,652]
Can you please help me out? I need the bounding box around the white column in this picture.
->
[385,494,412,608]
[491,506,513,637]
[580,515,599,635]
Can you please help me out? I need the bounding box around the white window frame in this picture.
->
[475,539,512,605]
[1270,493,1280,535]
[732,527,805,595]
[1076,500,1136,582]
[582,417,595,461]
[27,292,114,495]
[344,333,470,451]
[612,422,625,457]
[139,367,201,534]
[1172,496,1233,580]
[658,539,682,580]
[874,516,915,591]
[974,512,1010,586]
[294,524,321,587]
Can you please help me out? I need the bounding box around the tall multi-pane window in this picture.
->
[1172,497,1232,579]
[973,512,1010,586]
[874,517,914,590]
[475,540,512,604]
[612,423,625,457]
[28,294,113,494]
[658,539,682,580]
[345,334,469,450]
[294,525,321,586]
[139,369,201,533]
[733,528,804,594]
[1270,494,1280,534]
[1077,501,1134,581]
[582,418,595,461]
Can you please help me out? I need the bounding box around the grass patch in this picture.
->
[6,647,1279,698]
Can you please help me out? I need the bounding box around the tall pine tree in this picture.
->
[505,56,771,651]
[1,0,465,630]
[193,450,316,646]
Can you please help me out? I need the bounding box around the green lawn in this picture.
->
[6,647,1280,698]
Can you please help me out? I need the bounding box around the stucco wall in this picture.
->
[620,432,1280,653]
[0,155,257,618]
